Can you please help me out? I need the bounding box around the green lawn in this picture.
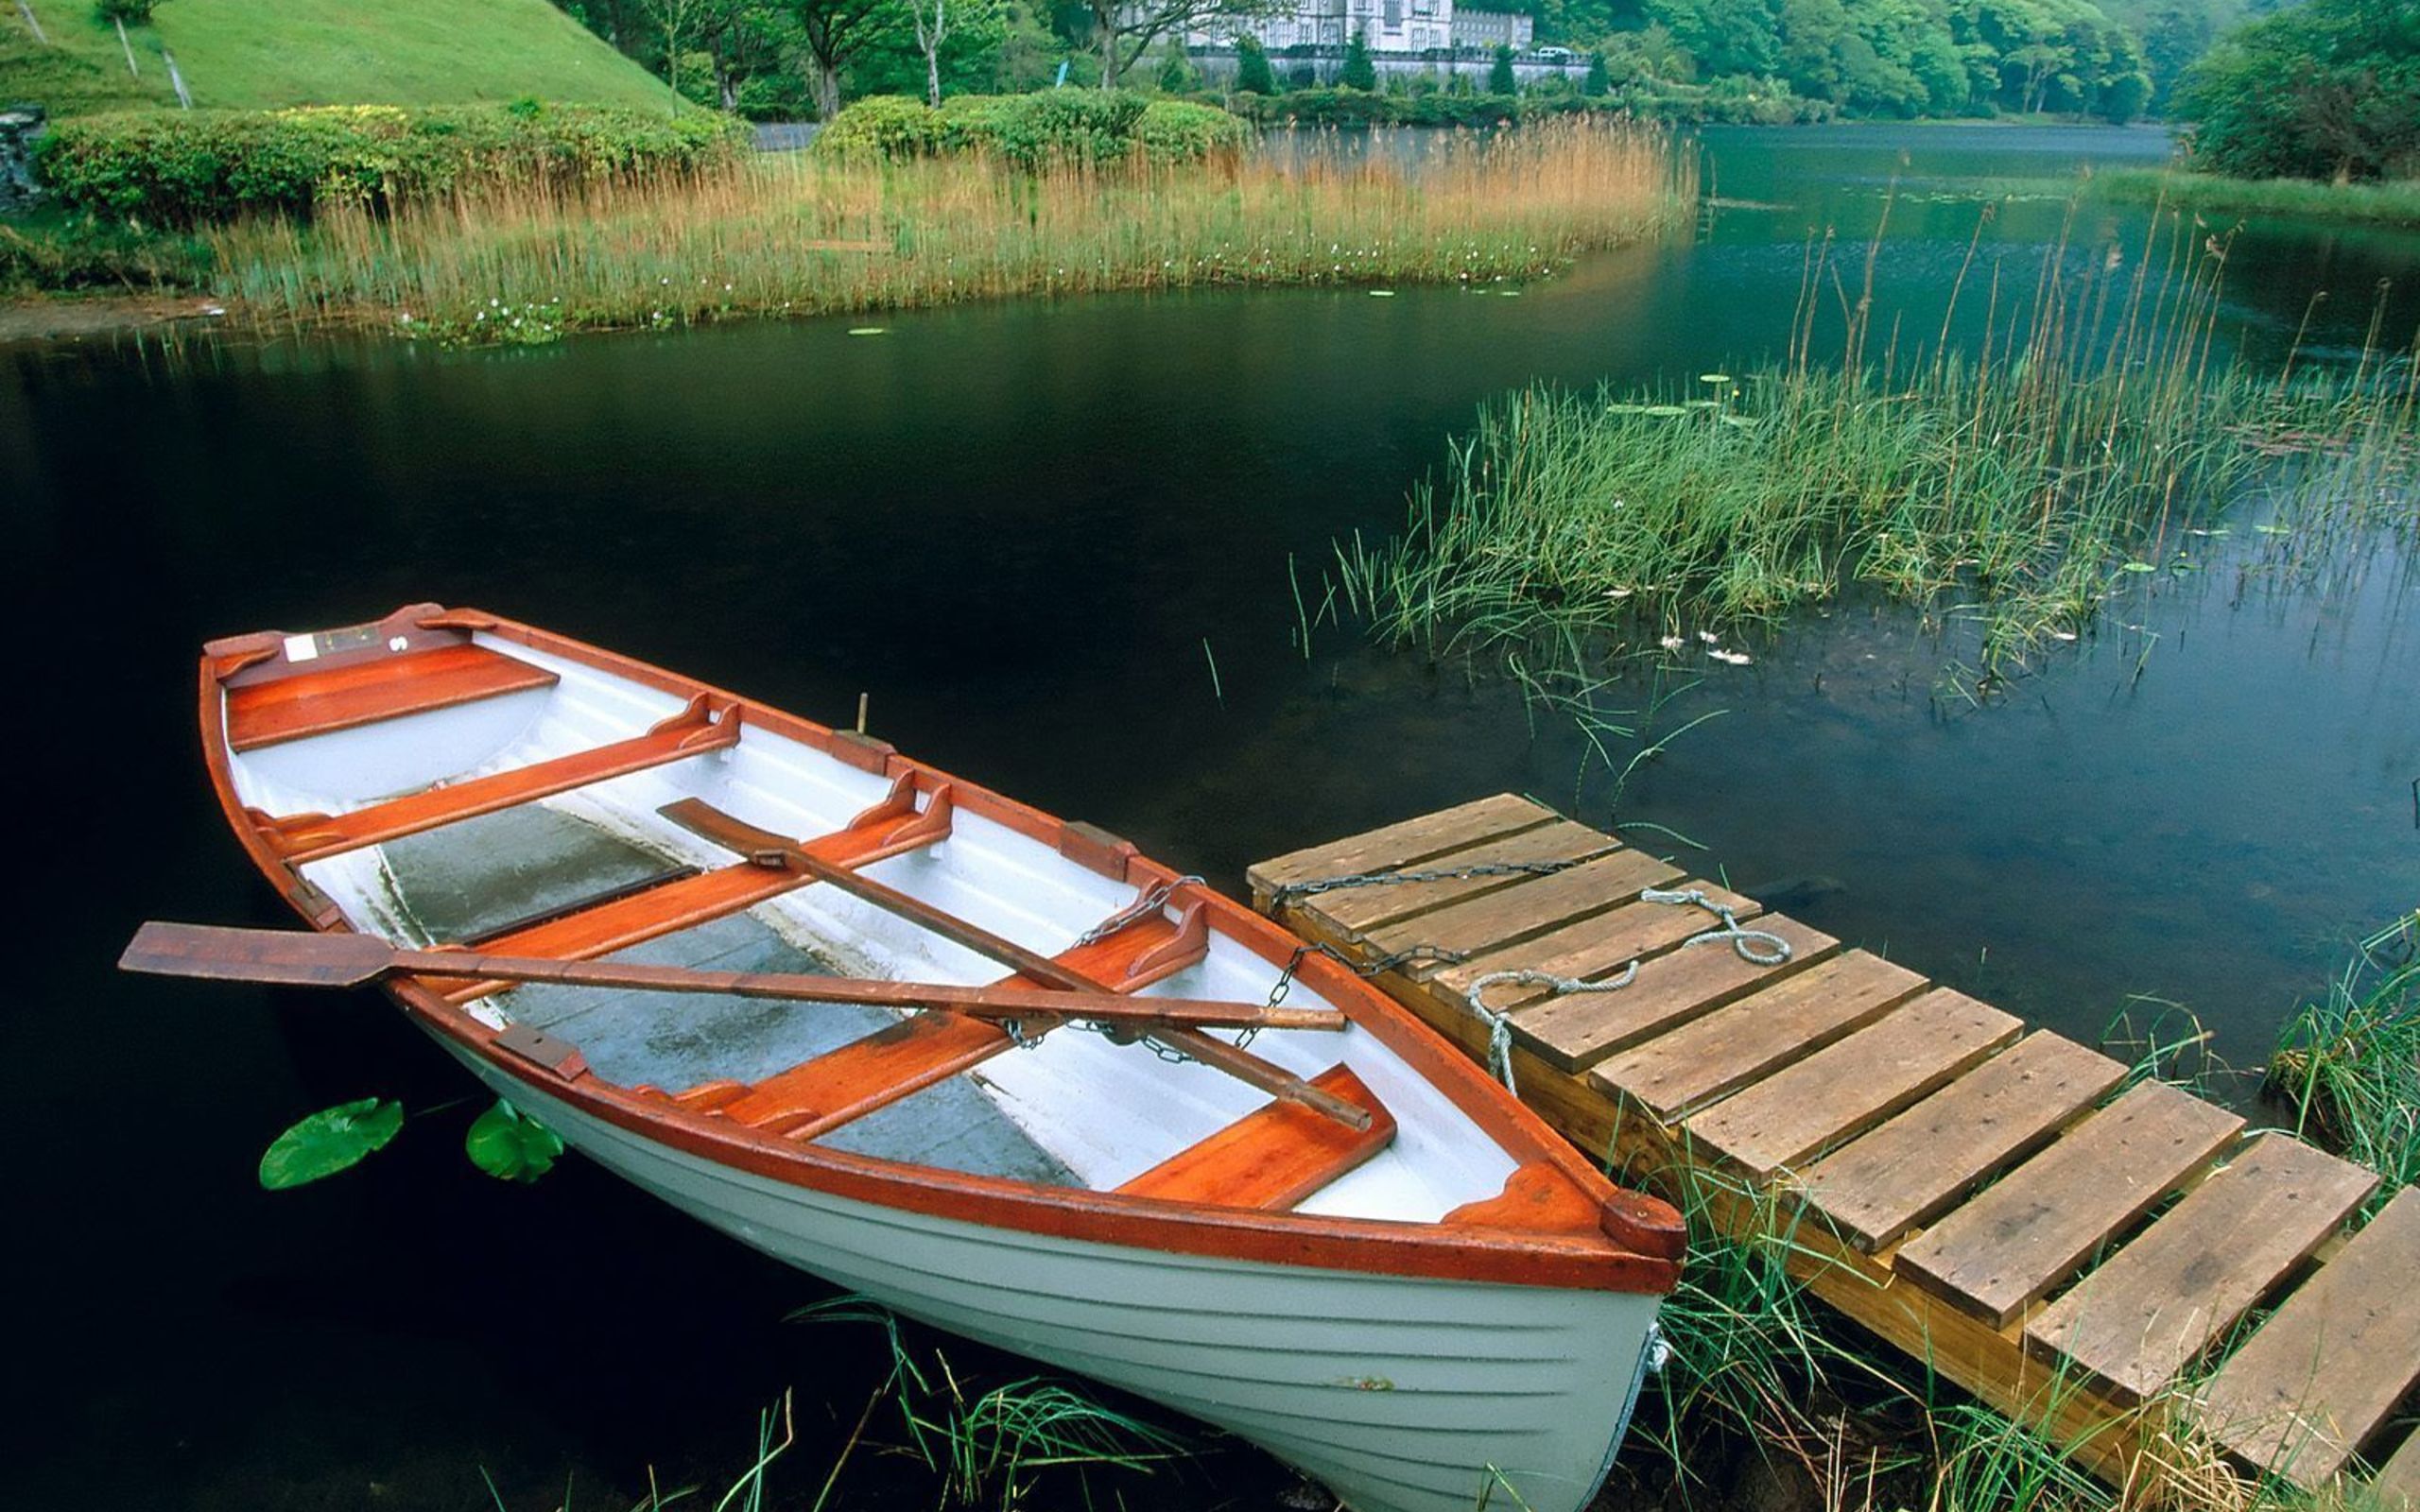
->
[4,0,677,115]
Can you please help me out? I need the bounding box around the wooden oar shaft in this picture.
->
[386,950,1337,1030]
[119,922,1345,1032]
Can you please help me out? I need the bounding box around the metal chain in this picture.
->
[1461,963,1641,1094]
[1270,856,1592,905]
[1076,874,1204,947]
[1639,886,1793,965]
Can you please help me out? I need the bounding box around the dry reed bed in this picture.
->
[206,119,1690,337]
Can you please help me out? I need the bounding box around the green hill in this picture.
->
[3,0,677,116]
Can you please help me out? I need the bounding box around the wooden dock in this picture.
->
[1248,794,2420,1501]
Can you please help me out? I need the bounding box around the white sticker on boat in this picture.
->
[284,634,320,663]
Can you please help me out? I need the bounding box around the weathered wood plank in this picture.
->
[1802,1032,2128,1253]
[1685,988,2024,1183]
[1300,820,1620,940]
[1247,794,1552,900]
[1895,1081,2245,1329]
[2026,1133,2377,1405]
[1362,847,1686,961]
[1511,914,1841,1074]
[1591,950,1929,1121]
[2197,1189,2420,1487]
[2374,1425,2420,1510]
[1426,882,1765,999]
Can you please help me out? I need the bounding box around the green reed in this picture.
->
[2089,168,2420,232]
[198,118,1687,339]
[2270,912,2420,1203]
[1339,206,2419,677]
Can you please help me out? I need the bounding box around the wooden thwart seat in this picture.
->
[227,644,559,752]
[1117,1066,1392,1210]
[259,696,741,864]
[436,782,955,1003]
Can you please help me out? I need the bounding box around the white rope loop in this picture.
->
[1461,963,1640,1093]
[1638,886,1793,966]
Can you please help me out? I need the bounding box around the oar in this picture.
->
[119,922,1345,1034]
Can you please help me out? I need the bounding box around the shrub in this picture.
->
[1341,33,1377,92]
[811,94,947,159]
[817,91,1244,168]
[1235,35,1277,94]
[37,103,748,222]
[1489,43,1517,95]
[1132,98,1248,162]
[94,0,164,24]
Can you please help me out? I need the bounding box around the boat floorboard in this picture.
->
[383,809,1076,1187]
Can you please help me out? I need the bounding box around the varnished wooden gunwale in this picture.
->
[199,607,1683,1295]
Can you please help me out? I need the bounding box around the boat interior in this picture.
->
[210,611,1548,1228]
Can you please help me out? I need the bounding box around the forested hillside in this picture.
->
[542,0,2261,122]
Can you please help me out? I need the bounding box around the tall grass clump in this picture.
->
[2270,912,2420,1200]
[1339,204,2419,675]
[198,116,1688,339]
[791,1297,1186,1508]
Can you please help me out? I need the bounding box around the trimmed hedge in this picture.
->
[816,92,1249,168]
[38,103,749,222]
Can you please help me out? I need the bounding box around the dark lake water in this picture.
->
[4,123,2415,1508]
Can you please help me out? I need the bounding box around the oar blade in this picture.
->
[120,921,396,988]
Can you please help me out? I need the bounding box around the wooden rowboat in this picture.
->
[185,604,1685,1512]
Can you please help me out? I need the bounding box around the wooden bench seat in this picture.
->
[261,696,741,864]
[700,907,1204,1140]
[227,644,559,752]
[1116,1065,1392,1210]
[435,791,953,1004]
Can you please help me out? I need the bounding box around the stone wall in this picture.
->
[1,104,45,214]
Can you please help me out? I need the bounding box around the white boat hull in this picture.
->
[441,1039,1662,1512]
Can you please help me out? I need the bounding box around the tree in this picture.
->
[1083,0,1287,87]
[1342,28,1378,88]
[2173,0,2420,179]
[1234,29,1277,91]
[1583,47,1611,93]
[1489,41,1518,91]
[906,0,999,103]
[1158,38,1196,89]
[774,0,896,116]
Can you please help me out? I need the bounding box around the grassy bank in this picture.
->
[2272,913,2420,1200]
[3,0,674,114]
[2090,167,2420,230]
[1338,212,2418,676]
[192,118,1686,338]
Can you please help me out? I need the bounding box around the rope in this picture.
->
[1075,874,1203,947]
[1639,886,1792,965]
[1461,963,1640,1094]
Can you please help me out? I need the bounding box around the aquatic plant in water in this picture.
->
[2271,912,2420,1202]
[1339,205,2418,680]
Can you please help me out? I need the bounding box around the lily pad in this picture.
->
[1700,372,1734,385]
[260,1097,404,1190]
[847,327,888,336]
[465,1100,565,1183]
[1368,289,1396,298]
[2119,560,2157,574]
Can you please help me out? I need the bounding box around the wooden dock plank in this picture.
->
[1299,820,1619,940]
[1895,1081,2246,1329]
[2197,1190,2420,1487]
[1591,950,1929,1121]
[1511,914,1841,1074]
[1361,847,1686,961]
[1802,1032,2128,1253]
[2026,1133,2377,1405]
[1685,988,2024,1182]
[1247,794,1552,901]
[2374,1427,2420,1510]
[1427,882,1766,1001]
